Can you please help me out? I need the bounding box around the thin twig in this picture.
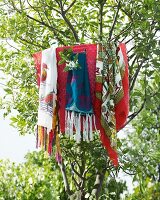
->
[42,6,65,45]
[5,39,20,52]
[18,37,47,49]
[111,23,133,42]
[127,45,135,54]
[130,59,147,92]
[0,83,7,87]
[129,55,138,82]
[64,0,76,14]
[98,1,105,41]
[119,166,136,176]
[122,97,146,128]
[10,0,66,37]
[108,0,121,40]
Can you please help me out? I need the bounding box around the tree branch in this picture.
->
[61,12,79,42]
[125,35,135,44]
[122,76,148,129]
[98,1,106,41]
[55,0,79,42]
[17,37,47,49]
[91,168,107,200]
[26,0,44,23]
[5,39,20,52]
[130,59,146,92]
[123,97,146,128]
[0,82,7,87]
[71,162,84,180]
[10,0,66,37]
[58,161,72,195]
[64,0,76,14]
[41,6,65,45]
[119,165,136,176]
[111,23,133,42]
[108,0,121,40]
[117,0,133,21]
[127,45,136,54]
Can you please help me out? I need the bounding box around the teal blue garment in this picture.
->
[65,52,93,114]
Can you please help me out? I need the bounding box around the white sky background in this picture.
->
[0,71,36,163]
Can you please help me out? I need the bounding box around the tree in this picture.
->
[0,0,159,199]
[0,151,68,200]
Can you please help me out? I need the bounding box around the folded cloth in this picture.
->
[33,46,62,161]
[115,43,129,130]
[94,42,129,166]
[37,46,57,133]
[65,52,94,142]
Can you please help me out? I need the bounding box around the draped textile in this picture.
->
[33,43,129,166]
[65,52,94,142]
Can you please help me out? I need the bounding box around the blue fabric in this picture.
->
[65,52,93,114]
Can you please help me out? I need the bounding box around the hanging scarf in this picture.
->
[65,52,94,142]
[33,46,62,162]
[95,42,127,166]
[37,46,57,132]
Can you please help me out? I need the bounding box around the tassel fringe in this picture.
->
[36,125,56,155]
[65,110,95,142]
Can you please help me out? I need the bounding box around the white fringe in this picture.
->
[75,113,81,143]
[83,116,87,141]
[89,114,93,141]
[65,110,95,142]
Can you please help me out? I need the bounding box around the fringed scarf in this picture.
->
[33,46,62,162]
[65,52,94,142]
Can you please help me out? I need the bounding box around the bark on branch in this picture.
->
[91,169,107,200]
[64,0,77,14]
[58,161,72,195]
[108,0,121,40]
[10,0,66,37]
[55,0,79,42]
[130,59,147,92]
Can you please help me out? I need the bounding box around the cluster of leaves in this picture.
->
[0,149,127,200]
[58,48,80,71]
[0,43,38,135]
[127,179,160,200]
[0,151,67,200]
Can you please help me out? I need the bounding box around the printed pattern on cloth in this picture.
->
[37,46,57,133]
[65,52,94,142]
[33,46,62,162]
[94,42,128,166]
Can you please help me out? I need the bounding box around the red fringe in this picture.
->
[48,130,55,155]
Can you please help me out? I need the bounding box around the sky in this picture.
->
[0,112,36,163]
[0,71,36,163]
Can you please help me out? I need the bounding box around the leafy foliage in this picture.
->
[0,0,160,199]
[0,151,68,200]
